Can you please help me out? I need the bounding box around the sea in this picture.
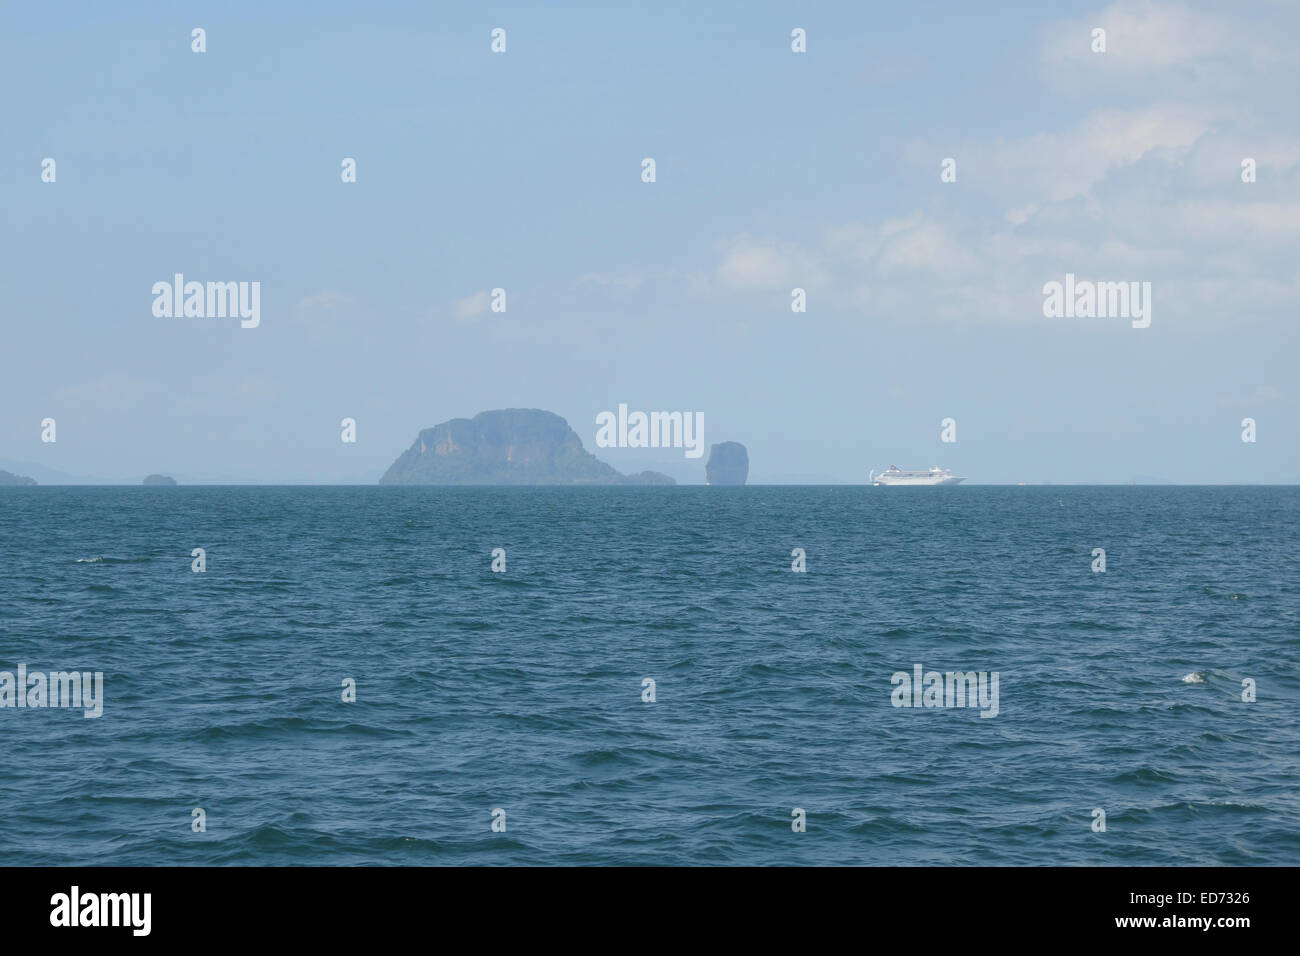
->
[1,485,1297,865]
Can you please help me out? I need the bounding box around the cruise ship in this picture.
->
[871,465,965,486]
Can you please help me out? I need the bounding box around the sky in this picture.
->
[2,0,1298,484]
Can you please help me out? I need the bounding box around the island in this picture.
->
[705,442,749,485]
[142,474,177,486]
[0,470,37,486]
[380,409,675,485]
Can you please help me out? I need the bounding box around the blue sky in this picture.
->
[2,0,1297,483]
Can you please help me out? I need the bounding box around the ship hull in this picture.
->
[873,475,965,486]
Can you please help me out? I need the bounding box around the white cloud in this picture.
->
[1169,200,1300,240]
[872,216,978,276]
[296,290,346,311]
[1219,383,1285,408]
[694,3,1300,328]
[957,103,1219,205]
[53,376,162,412]
[714,235,829,291]
[453,290,491,320]
[574,272,646,292]
[292,291,355,330]
[1039,0,1280,94]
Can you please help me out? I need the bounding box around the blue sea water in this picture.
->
[0,485,1297,866]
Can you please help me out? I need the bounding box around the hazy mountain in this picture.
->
[0,469,37,486]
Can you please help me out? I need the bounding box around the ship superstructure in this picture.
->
[871,465,965,486]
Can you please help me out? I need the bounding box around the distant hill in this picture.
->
[380,409,675,485]
[0,459,112,484]
[0,469,37,486]
[142,474,178,486]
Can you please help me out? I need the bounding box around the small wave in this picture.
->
[75,557,104,563]
[1181,672,1206,684]
[73,556,152,564]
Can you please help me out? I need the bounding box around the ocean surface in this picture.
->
[1,485,1297,866]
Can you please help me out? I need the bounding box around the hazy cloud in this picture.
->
[453,291,491,320]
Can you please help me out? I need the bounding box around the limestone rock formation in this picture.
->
[380,409,675,486]
[705,442,749,485]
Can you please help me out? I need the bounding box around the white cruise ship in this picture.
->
[871,465,965,486]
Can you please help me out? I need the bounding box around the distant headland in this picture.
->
[379,409,675,485]
[142,474,178,486]
[0,469,37,486]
